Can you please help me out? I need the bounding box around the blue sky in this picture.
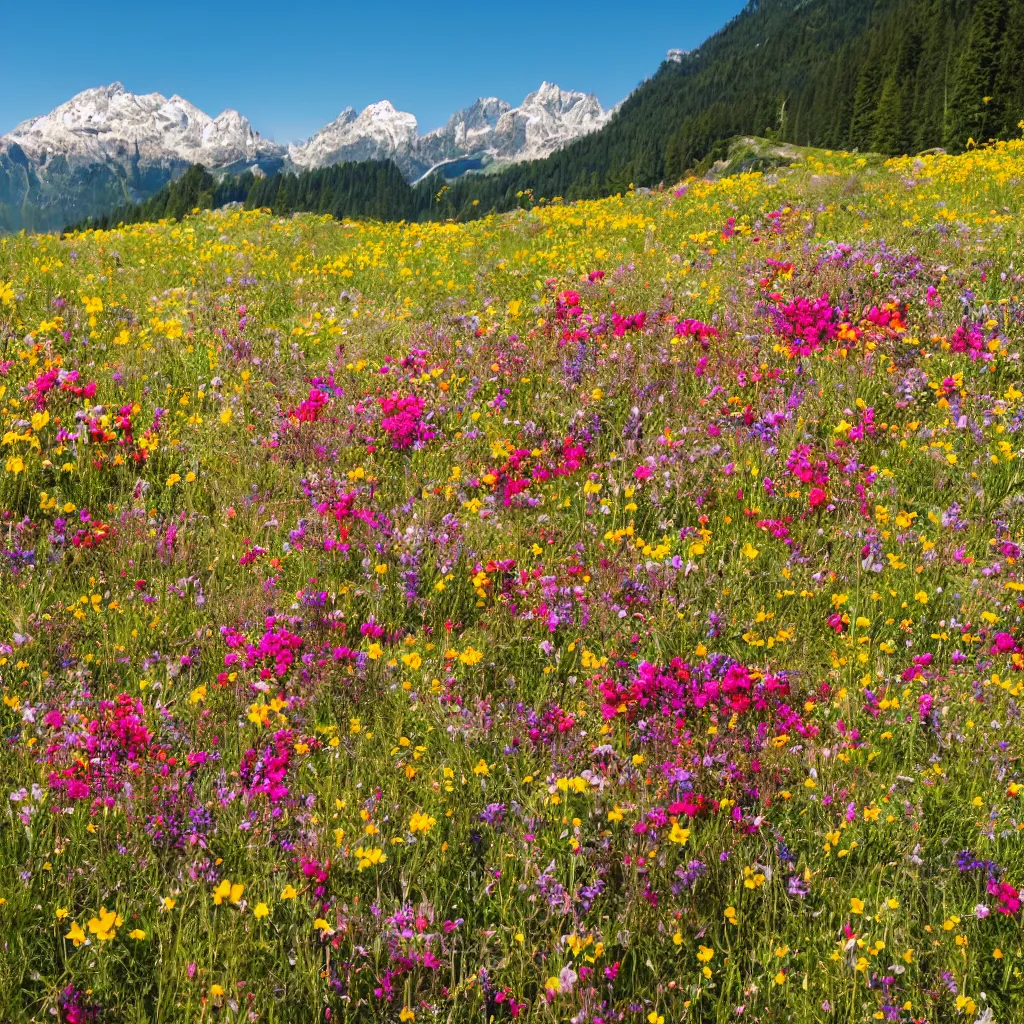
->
[1,1,747,142]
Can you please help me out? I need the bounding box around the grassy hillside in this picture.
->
[2,140,1024,1020]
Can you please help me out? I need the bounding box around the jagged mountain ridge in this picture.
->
[286,82,613,179]
[0,80,613,230]
[5,83,283,174]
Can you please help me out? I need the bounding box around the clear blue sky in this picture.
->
[1,1,747,142]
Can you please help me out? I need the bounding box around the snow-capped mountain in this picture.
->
[4,82,284,174]
[288,83,613,179]
[418,97,512,168]
[412,84,612,179]
[0,81,616,231]
[288,101,420,174]
[493,82,611,163]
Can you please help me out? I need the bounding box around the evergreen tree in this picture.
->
[945,0,1005,148]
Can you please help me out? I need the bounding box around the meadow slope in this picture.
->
[2,142,1024,1023]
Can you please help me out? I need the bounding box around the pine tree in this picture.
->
[872,76,905,154]
[945,0,1005,149]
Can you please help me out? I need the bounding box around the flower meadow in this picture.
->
[2,141,1024,1024]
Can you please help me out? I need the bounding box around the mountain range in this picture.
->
[0,81,613,231]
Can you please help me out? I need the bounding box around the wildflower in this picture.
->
[743,866,766,889]
[280,885,298,900]
[65,921,87,946]
[253,903,270,919]
[668,823,691,845]
[86,908,122,941]
[409,811,436,834]
[212,880,244,906]
[353,847,386,871]
[459,646,484,666]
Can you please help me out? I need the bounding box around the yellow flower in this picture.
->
[459,646,484,666]
[743,866,766,889]
[353,847,386,870]
[409,811,437,834]
[367,643,383,660]
[399,1009,415,1023]
[65,921,87,946]
[55,907,69,920]
[956,995,977,1016]
[697,945,714,962]
[213,880,244,905]
[724,906,738,925]
[162,896,177,911]
[253,902,270,919]
[668,822,690,845]
[219,408,233,424]
[280,885,299,900]
[5,455,25,475]
[87,907,122,941]
[741,541,760,560]
[374,563,388,574]
[850,897,865,914]
[210,984,225,998]
[166,473,181,487]
[129,929,147,940]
